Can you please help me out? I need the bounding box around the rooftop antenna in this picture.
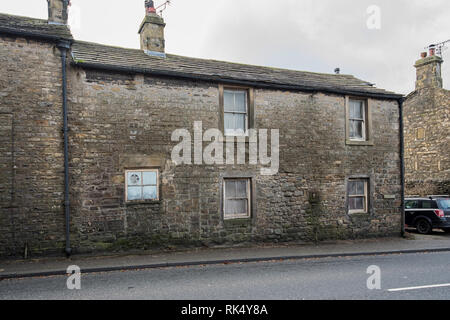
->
[425,39,450,58]
[156,0,172,17]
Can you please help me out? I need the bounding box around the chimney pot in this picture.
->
[429,45,436,57]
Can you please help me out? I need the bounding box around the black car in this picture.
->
[405,197,450,234]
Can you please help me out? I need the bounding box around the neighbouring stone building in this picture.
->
[404,47,450,196]
[0,0,404,258]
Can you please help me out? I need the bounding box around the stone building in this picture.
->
[404,47,450,196]
[0,0,404,257]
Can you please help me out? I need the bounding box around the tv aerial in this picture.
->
[156,1,172,17]
[426,39,450,57]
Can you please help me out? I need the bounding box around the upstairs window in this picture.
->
[126,169,159,202]
[223,89,248,136]
[346,97,373,145]
[349,99,366,141]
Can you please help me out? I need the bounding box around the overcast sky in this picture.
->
[1,0,449,94]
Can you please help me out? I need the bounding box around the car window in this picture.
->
[405,200,419,209]
[421,200,438,209]
[437,199,450,210]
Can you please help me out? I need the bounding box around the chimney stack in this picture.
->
[47,0,69,25]
[139,0,166,56]
[414,46,443,90]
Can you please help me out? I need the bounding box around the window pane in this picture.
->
[405,201,418,209]
[224,91,234,112]
[422,200,438,209]
[356,181,365,195]
[349,197,365,210]
[234,91,246,112]
[350,120,364,139]
[350,100,363,119]
[349,181,357,196]
[234,114,246,133]
[143,186,157,200]
[225,199,248,215]
[127,186,142,201]
[224,112,235,132]
[143,171,157,185]
[236,180,247,198]
[225,180,236,199]
[127,172,142,186]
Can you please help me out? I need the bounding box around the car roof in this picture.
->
[405,197,449,201]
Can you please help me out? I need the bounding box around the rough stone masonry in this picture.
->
[404,48,450,197]
[0,1,404,257]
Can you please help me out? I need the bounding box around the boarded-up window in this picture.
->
[223,178,251,219]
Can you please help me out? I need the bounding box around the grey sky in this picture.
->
[1,0,449,94]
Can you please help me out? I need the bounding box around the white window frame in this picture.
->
[125,169,159,202]
[223,178,251,220]
[349,99,366,141]
[223,89,249,137]
[348,179,369,214]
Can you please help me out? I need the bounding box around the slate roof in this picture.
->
[0,13,72,41]
[71,41,401,99]
[0,12,401,99]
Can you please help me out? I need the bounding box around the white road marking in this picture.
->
[388,283,450,292]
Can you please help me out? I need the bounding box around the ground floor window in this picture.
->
[348,179,369,213]
[223,178,251,219]
[125,169,159,202]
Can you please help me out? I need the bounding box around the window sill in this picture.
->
[125,200,161,206]
[348,210,368,215]
[223,217,252,227]
[346,140,374,146]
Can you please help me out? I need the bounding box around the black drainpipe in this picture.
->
[57,40,72,257]
[398,98,406,237]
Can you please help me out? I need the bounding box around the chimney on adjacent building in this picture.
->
[47,0,70,25]
[139,0,166,55]
[414,45,443,90]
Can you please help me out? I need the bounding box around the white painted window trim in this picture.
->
[348,179,369,214]
[349,99,366,141]
[125,169,159,202]
[223,178,251,220]
[223,89,249,137]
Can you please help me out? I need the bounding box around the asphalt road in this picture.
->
[0,251,449,300]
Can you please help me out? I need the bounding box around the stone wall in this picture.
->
[0,36,402,257]
[0,36,66,257]
[404,86,450,196]
[63,66,402,254]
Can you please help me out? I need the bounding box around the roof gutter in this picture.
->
[0,26,72,43]
[72,61,404,101]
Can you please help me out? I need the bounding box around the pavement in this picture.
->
[1,230,449,280]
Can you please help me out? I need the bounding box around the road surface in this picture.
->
[1,251,449,300]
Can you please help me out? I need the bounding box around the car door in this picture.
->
[420,200,439,223]
[405,200,419,225]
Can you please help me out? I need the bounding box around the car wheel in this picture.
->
[416,219,432,234]
[442,228,450,234]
